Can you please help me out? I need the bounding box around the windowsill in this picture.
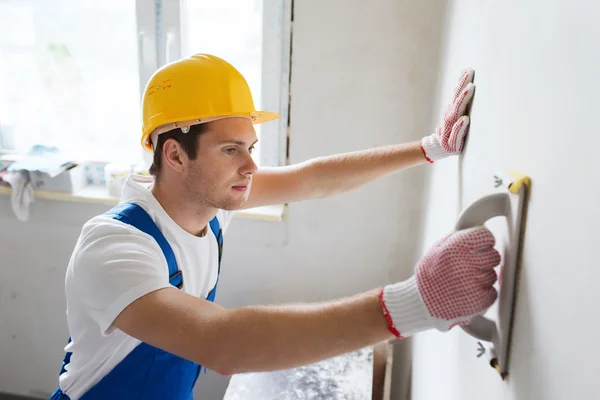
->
[0,184,285,222]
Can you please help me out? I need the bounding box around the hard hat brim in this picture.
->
[142,110,281,152]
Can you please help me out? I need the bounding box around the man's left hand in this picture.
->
[421,68,475,163]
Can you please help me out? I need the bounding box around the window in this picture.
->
[0,0,291,168]
[0,0,141,163]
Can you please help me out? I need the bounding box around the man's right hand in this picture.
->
[380,226,500,338]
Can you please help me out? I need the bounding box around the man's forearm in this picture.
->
[214,288,393,374]
[305,141,426,198]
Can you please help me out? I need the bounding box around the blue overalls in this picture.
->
[51,202,223,400]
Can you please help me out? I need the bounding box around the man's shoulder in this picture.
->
[75,206,160,255]
[68,211,164,281]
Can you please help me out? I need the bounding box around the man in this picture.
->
[51,54,499,399]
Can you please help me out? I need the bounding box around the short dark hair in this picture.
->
[149,123,208,181]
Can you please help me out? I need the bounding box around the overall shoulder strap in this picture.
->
[105,202,183,289]
[206,216,223,303]
[209,216,223,263]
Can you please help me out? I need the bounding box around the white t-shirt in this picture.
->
[57,175,236,400]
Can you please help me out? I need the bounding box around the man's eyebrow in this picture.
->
[218,139,259,146]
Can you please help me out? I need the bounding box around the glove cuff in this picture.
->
[421,134,448,163]
[380,276,433,338]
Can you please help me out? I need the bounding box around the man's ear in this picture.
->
[162,138,188,174]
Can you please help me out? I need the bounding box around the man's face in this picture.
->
[183,117,258,210]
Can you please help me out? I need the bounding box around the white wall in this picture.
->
[412,1,600,399]
[0,0,445,398]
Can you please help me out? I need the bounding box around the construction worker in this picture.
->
[51,54,499,399]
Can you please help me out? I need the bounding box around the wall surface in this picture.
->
[6,1,597,399]
[0,0,445,398]
[412,1,600,400]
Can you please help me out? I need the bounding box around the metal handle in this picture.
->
[455,192,510,342]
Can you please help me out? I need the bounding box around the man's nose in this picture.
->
[241,152,258,175]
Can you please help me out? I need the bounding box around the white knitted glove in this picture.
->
[380,226,500,338]
[421,68,475,163]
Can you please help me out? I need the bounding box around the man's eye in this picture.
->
[249,145,255,154]
[225,148,236,155]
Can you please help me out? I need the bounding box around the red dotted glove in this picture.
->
[421,68,475,163]
[380,226,500,338]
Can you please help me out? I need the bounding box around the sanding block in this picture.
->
[454,171,531,380]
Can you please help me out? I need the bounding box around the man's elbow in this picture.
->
[301,158,331,200]
[205,354,243,376]
[214,366,235,376]
[202,344,269,376]
[192,332,246,376]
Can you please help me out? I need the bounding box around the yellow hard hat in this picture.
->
[141,53,280,151]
